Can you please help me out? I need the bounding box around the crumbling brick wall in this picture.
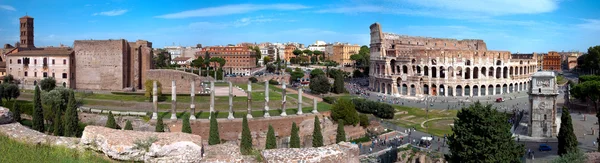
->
[74,39,128,90]
[145,69,207,94]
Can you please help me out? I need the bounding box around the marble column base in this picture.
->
[170,113,177,120]
[227,112,235,119]
[151,112,158,120]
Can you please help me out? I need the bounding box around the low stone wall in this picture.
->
[260,142,360,163]
[146,69,210,94]
[80,126,203,162]
[0,123,80,148]
[167,113,366,148]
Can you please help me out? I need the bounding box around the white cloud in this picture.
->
[156,4,309,19]
[233,16,277,27]
[0,5,16,11]
[316,5,384,14]
[93,9,128,16]
[576,19,600,31]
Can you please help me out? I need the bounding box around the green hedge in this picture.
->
[323,97,337,104]
[111,92,208,96]
[2,100,33,116]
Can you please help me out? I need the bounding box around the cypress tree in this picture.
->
[124,120,133,130]
[312,116,323,147]
[208,112,221,145]
[105,111,118,129]
[12,100,21,122]
[52,110,63,136]
[32,85,45,132]
[336,119,346,143]
[558,107,578,156]
[289,122,300,148]
[240,116,253,155]
[155,115,164,132]
[182,114,192,133]
[266,124,277,149]
[332,73,346,94]
[63,90,78,137]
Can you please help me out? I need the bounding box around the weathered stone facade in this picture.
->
[145,69,209,94]
[73,39,153,91]
[261,142,359,163]
[368,23,538,97]
[528,71,559,137]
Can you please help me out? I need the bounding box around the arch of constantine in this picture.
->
[368,23,539,97]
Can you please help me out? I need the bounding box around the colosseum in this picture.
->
[368,23,538,97]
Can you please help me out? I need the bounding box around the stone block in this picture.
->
[0,106,14,125]
[261,142,359,163]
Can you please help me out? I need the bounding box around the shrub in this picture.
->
[323,97,337,104]
[155,115,164,132]
[265,124,276,149]
[32,86,45,132]
[52,111,63,136]
[353,70,363,78]
[336,120,346,143]
[312,116,323,147]
[331,98,359,126]
[289,122,300,148]
[359,114,370,128]
[209,112,221,145]
[240,116,253,155]
[11,100,21,122]
[133,136,158,152]
[63,91,78,137]
[268,79,279,85]
[144,80,162,100]
[248,77,258,83]
[105,111,118,129]
[182,115,192,133]
[40,77,57,92]
[309,75,330,95]
[331,73,345,94]
[124,120,133,130]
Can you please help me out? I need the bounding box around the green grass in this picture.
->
[389,105,457,137]
[0,134,110,163]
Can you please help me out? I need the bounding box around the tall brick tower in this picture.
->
[19,15,34,48]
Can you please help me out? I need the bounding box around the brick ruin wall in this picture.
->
[73,40,127,90]
[168,113,366,149]
[145,69,207,94]
[382,32,487,51]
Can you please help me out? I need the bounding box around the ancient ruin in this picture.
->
[264,80,271,117]
[171,80,177,120]
[528,71,559,137]
[247,81,253,119]
[190,80,196,120]
[152,80,158,120]
[368,23,538,97]
[297,87,303,115]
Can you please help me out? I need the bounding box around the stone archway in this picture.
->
[481,67,487,78]
[488,85,494,95]
[391,59,396,74]
[473,85,479,96]
[424,66,429,76]
[456,85,463,96]
[439,84,445,96]
[403,65,408,74]
[480,85,486,96]
[432,67,437,78]
[473,67,479,79]
[447,85,454,96]
[503,66,508,79]
[423,84,429,95]
[388,84,392,95]
[410,84,416,96]
[496,84,502,94]
[503,84,508,94]
[509,83,514,93]
[402,84,408,95]
[440,66,445,78]
[465,85,471,96]
[465,67,471,79]
[432,84,437,96]
[496,67,501,79]
[448,67,454,78]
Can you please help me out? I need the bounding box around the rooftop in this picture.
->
[9,48,73,57]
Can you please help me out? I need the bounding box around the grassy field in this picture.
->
[389,105,457,137]
[0,134,110,163]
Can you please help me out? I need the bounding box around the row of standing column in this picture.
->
[150,80,319,120]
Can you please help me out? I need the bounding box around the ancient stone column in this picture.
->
[312,97,318,114]
[264,81,270,117]
[171,80,177,120]
[209,81,215,119]
[246,81,253,119]
[190,80,196,120]
[227,81,235,119]
[297,87,303,115]
[281,82,287,117]
[151,81,158,120]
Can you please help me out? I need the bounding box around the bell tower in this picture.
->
[19,15,35,48]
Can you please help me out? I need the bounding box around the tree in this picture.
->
[290,68,304,82]
[240,116,253,155]
[332,73,346,94]
[310,69,325,79]
[63,91,78,137]
[191,57,205,68]
[570,80,600,151]
[448,102,524,162]
[285,68,293,73]
[309,75,331,95]
[155,115,164,132]
[3,74,14,84]
[331,98,359,126]
[265,124,277,149]
[293,49,303,57]
[182,114,192,133]
[144,80,162,101]
[153,49,170,68]
[251,46,261,66]
[105,111,118,129]
[313,50,323,62]
[40,77,57,91]
[289,122,300,148]
[551,150,587,163]
[52,110,63,136]
[275,53,282,72]
[124,120,133,130]
[557,107,578,156]
[11,100,20,122]
[359,114,369,128]
[303,49,313,56]
[336,120,346,143]
[581,45,600,74]
[312,116,323,147]
[209,112,221,145]
[263,56,272,63]
[3,84,20,101]
[32,86,45,132]
[248,77,258,83]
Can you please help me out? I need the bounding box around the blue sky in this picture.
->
[0,0,598,53]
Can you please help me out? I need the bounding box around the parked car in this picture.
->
[496,98,505,102]
[538,144,552,151]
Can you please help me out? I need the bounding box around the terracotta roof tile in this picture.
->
[10,48,73,57]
